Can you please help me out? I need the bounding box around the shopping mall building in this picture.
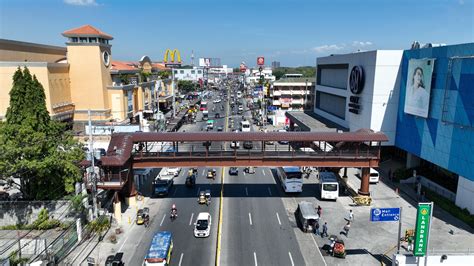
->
[314,43,474,213]
[0,25,171,131]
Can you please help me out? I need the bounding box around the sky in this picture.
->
[0,0,473,67]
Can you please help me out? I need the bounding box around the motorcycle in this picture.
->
[170,210,178,221]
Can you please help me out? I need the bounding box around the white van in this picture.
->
[356,168,380,184]
[240,120,250,132]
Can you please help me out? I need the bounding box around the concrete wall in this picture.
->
[0,201,70,226]
[393,254,474,266]
[456,176,474,214]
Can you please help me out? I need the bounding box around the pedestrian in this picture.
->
[345,210,354,222]
[315,221,320,236]
[322,222,328,237]
[317,205,322,218]
[343,221,351,237]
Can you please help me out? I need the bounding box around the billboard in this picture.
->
[163,49,182,67]
[199,58,221,67]
[257,56,265,66]
[404,58,435,118]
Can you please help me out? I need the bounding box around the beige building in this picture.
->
[0,25,170,131]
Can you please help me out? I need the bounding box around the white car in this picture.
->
[213,99,221,103]
[167,167,181,177]
[230,141,240,149]
[194,212,212,238]
[356,167,380,183]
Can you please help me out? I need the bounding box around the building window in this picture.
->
[316,91,346,119]
[174,70,178,74]
[79,37,87,43]
[127,90,133,113]
[89,37,97,43]
[180,70,184,74]
[70,37,78,43]
[191,70,195,74]
[198,70,202,74]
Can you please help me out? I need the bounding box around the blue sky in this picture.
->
[0,0,472,67]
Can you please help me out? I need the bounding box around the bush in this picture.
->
[424,189,474,229]
[88,216,110,233]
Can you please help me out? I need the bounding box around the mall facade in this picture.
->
[0,25,172,131]
[314,43,474,213]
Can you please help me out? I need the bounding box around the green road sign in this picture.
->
[413,203,433,256]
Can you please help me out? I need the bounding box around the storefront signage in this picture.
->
[413,203,433,256]
[257,56,265,66]
[349,65,364,94]
[164,49,182,67]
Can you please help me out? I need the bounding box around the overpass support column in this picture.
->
[113,192,122,223]
[125,166,137,207]
[358,167,370,196]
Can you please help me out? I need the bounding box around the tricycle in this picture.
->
[198,190,211,205]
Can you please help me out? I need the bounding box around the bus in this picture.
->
[276,167,303,193]
[240,120,250,132]
[319,172,339,200]
[200,101,208,111]
[144,231,173,265]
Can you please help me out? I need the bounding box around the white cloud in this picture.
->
[352,41,373,47]
[312,44,345,53]
[64,0,98,6]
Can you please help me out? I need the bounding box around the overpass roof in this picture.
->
[100,130,388,166]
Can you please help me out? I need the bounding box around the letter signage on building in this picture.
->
[404,58,435,118]
[413,203,433,257]
[348,65,364,115]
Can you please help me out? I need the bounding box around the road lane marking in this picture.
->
[276,212,281,225]
[179,253,184,266]
[249,213,253,225]
[197,187,201,196]
[160,214,166,226]
[310,233,328,266]
[263,170,266,176]
[267,187,272,196]
[172,187,178,196]
[253,252,258,266]
[288,252,294,266]
[189,213,194,226]
[245,187,248,196]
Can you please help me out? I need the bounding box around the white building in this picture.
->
[245,67,276,85]
[269,75,315,125]
[314,50,403,145]
[173,67,204,81]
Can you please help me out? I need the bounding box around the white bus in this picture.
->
[277,167,303,193]
[240,120,250,132]
[319,172,339,200]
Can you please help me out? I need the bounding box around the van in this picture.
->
[294,201,319,233]
[356,168,380,184]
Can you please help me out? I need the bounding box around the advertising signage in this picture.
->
[404,58,435,118]
[413,203,433,257]
[257,56,265,66]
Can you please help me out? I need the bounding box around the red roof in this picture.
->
[111,61,139,71]
[152,63,170,70]
[62,25,113,40]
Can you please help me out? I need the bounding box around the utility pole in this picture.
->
[88,110,98,219]
[172,69,176,118]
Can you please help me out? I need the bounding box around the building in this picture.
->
[269,74,315,125]
[0,25,167,131]
[314,50,403,145]
[245,67,276,85]
[172,67,203,82]
[271,61,281,69]
[313,44,474,213]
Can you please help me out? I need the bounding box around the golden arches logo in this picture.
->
[164,49,181,63]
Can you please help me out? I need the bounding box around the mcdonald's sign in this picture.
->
[164,49,182,67]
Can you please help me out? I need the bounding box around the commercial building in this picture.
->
[245,67,276,85]
[172,67,203,82]
[269,74,315,125]
[271,61,281,69]
[0,25,168,131]
[313,44,474,213]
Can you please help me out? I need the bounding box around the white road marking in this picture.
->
[245,187,248,196]
[249,213,253,225]
[160,214,166,226]
[262,170,266,176]
[118,233,130,252]
[288,252,295,266]
[267,187,272,196]
[189,213,194,226]
[197,187,201,196]
[276,212,281,225]
[310,233,328,266]
[179,253,184,266]
[253,252,258,266]
[172,187,178,196]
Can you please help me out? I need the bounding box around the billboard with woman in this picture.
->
[404,58,435,118]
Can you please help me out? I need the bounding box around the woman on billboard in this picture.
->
[408,67,429,109]
[404,58,434,118]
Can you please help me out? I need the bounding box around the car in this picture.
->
[185,174,196,187]
[136,209,145,225]
[105,252,124,266]
[244,166,256,174]
[215,113,220,118]
[194,212,212,238]
[243,141,253,149]
[167,167,181,177]
[217,126,223,132]
[153,179,173,197]
[230,141,240,149]
[213,99,221,103]
[229,167,239,175]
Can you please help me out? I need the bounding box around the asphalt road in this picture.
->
[127,86,309,266]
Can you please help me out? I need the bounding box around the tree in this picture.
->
[0,67,84,200]
[178,80,197,93]
[158,71,171,79]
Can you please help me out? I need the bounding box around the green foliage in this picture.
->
[9,250,30,266]
[158,71,171,79]
[70,194,87,215]
[424,189,474,228]
[88,216,110,233]
[0,67,84,200]
[273,66,316,80]
[178,80,197,93]
[0,208,63,230]
[140,71,151,82]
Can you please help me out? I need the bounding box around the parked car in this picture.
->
[229,167,239,175]
[243,141,253,149]
[105,252,124,266]
[244,166,255,174]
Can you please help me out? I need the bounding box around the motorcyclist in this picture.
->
[171,204,178,217]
